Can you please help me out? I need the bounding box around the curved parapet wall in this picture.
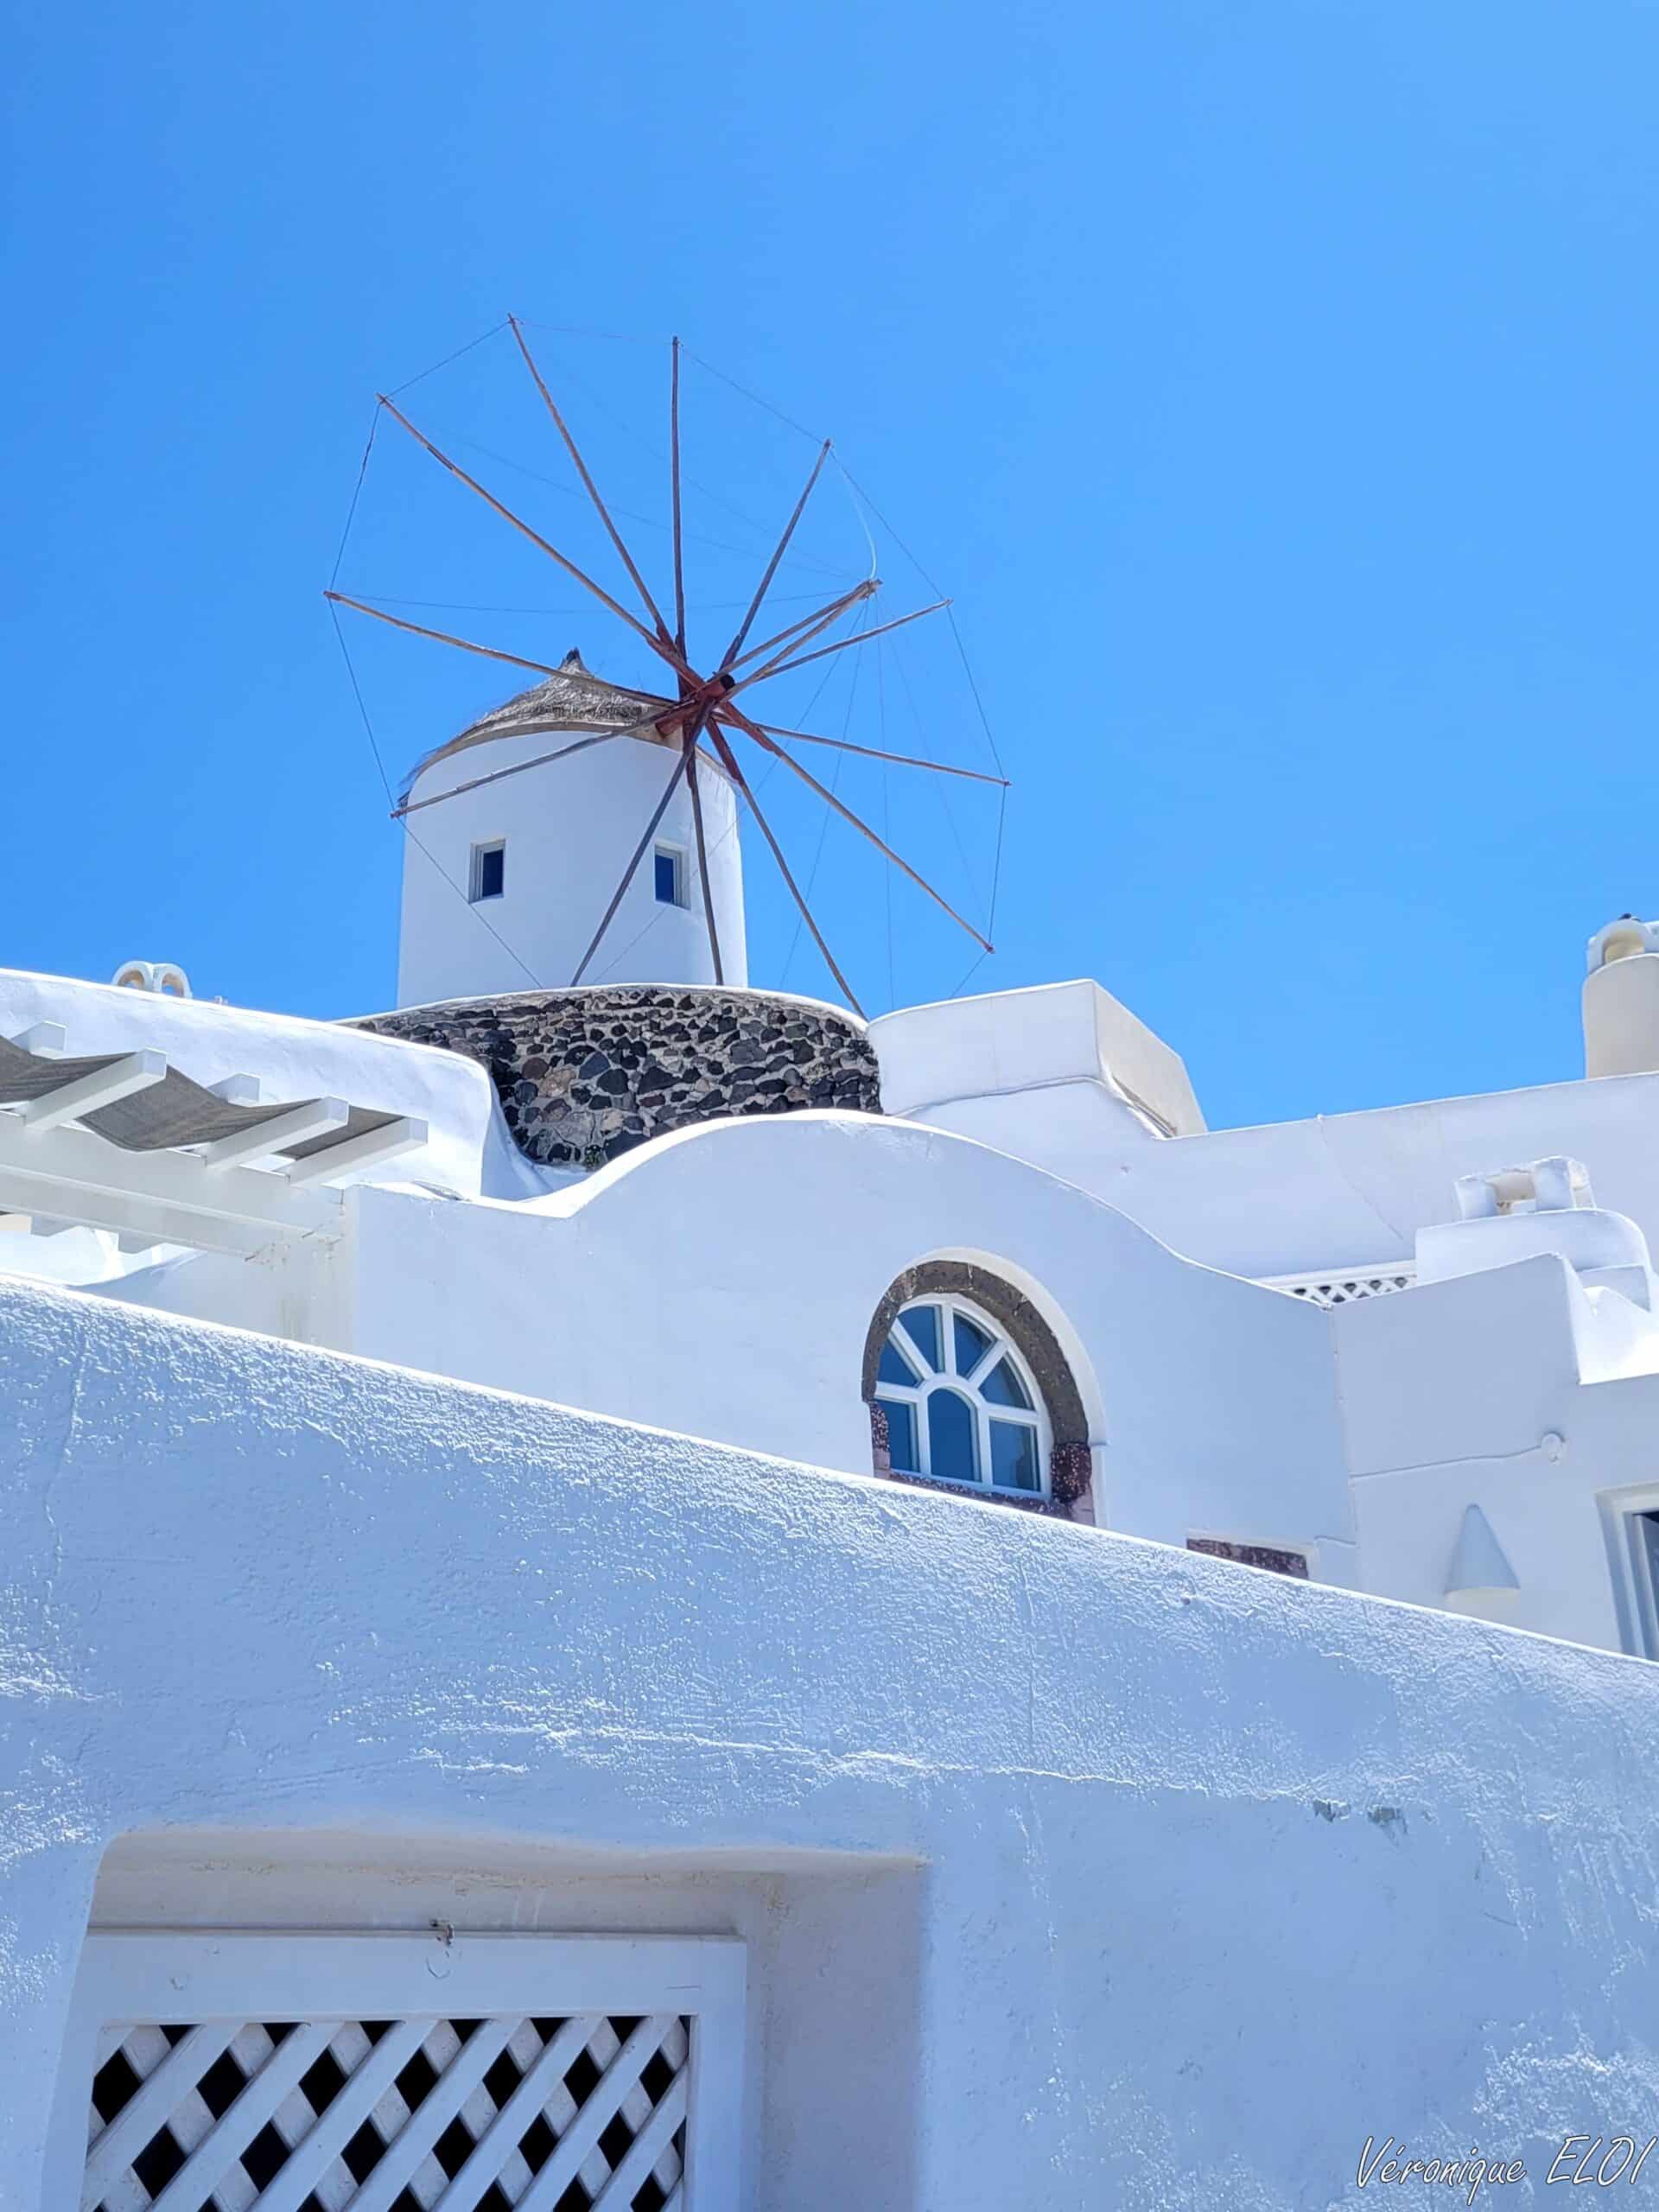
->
[354,984,881,1167]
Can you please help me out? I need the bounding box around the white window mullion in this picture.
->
[880,1294,1053,1500]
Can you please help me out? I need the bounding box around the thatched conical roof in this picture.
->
[400,651,678,801]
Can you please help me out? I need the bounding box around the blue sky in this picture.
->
[4,2,1657,1131]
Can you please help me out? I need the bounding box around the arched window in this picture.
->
[873,1292,1050,1497]
[862,1261,1096,1518]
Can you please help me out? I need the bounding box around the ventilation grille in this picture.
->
[85,2012,690,2211]
[1267,1269,1414,1310]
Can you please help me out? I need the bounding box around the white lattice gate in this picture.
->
[47,1931,745,2212]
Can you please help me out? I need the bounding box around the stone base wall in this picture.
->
[353,985,881,1168]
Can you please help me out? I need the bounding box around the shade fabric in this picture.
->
[0,1039,400,1161]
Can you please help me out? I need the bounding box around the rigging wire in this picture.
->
[878,636,895,1011]
[385,319,512,398]
[944,780,1009,995]
[510,340,810,562]
[403,421,856,585]
[889,629,980,907]
[327,600,395,806]
[830,450,1010,966]
[950,944,992,999]
[328,410,379,590]
[780,603,868,987]
[334,589,836,619]
[513,319,665,348]
[985,778,1008,952]
[680,347,824,447]
[328,601,543,988]
[831,458,1007,779]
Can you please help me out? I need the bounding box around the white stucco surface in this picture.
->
[867,982,1659,1285]
[3,1275,1657,2207]
[869,978,1207,1135]
[16,959,1659,1658]
[343,1109,1358,1574]
[87,1097,1659,1650]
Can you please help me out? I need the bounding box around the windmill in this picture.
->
[326,321,1005,1017]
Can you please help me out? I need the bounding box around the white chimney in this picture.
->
[1583,915,1659,1077]
[1415,1154,1657,1310]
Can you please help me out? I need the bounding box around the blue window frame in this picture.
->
[654,846,685,906]
[872,1294,1049,1498]
[469,841,505,902]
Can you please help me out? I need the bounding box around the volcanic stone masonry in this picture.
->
[354,984,883,1169]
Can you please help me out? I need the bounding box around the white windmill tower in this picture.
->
[394,649,747,1006]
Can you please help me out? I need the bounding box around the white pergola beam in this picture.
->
[8,1022,67,1056]
[282,1116,427,1189]
[18,1049,167,1133]
[209,1073,262,1104]
[0,1114,341,1257]
[202,1097,349,1170]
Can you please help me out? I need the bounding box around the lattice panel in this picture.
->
[1269,1270,1414,1310]
[83,2010,690,2212]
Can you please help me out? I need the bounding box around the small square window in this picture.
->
[470,841,505,903]
[1627,1510,1659,1657]
[653,844,686,906]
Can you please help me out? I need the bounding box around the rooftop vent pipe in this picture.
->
[1584,915,1659,1077]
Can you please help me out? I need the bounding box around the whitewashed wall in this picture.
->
[2,1278,1657,2208]
[340,1111,1358,1577]
[1334,1250,1659,1649]
[100,1106,1659,1656]
[16,965,1659,1652]
[873,982,1659,1280]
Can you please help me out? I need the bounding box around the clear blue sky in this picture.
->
[4,2,1657,1131]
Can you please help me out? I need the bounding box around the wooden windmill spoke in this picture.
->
[727,580,878,677]
[704,725,865,1015]
[724,591,877,696]
[395,712,671,819]
[570,746,692,985]
[670,337,688,654]
[719,702,991,950]
[683,720,724,984]
[324,593,566,680]
[508,315,678,650]
[719,440,832,671]
[728,599,950,696]
[376,395,693,684]
[746,717,1008,786]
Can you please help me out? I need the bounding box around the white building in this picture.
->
[3,710,1658,2207]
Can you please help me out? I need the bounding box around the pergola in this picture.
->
[0,1023,425,1257]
